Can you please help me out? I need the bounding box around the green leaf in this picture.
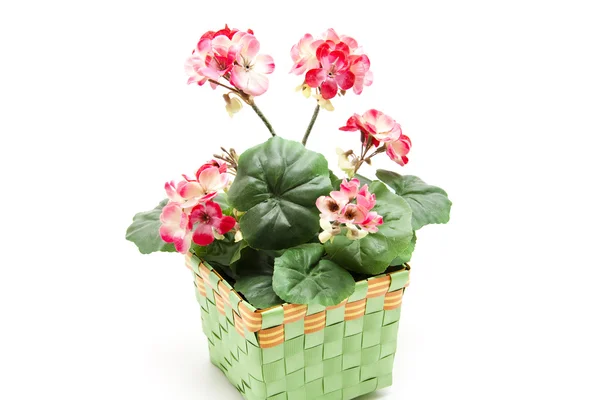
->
[390,231,417,266]
[325,181,413,275]
[273,244,355,306]
[376,170,452,230]
[191,233,245,267]
[213,193,234,216]
[125,199,176,254]
[227,137,332,250]
[329,170,340,188]
[234,248,283,309]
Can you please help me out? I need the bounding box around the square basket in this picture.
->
[185,252,410,400]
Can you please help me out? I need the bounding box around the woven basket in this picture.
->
[185,251,410,400]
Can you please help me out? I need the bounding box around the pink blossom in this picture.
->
[386,134,412,166]
[337,203,369,225]
[348,54,373,95]
[316,195,345,221]
[165,180,187,204]
[359,212,384,233]
[316,181,384,242]
[340,109,402,147]
[356,184,376,211]
[290,33,323,75]
[164,161,229,209]
[160,202,192,253]
[178,166,229,207]
[189,201,236,246]
[305,43,355,100]
[185,26,274,97]
[291,29,372,98]
[330,178,360,204]
[230,32,275,97]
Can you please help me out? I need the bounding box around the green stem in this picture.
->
[208,79,276,137]
[249,101,276,137]
[302,104,321,146]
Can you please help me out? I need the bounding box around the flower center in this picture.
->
[344,208,356,220]
[200,212,211,224]
[327,200,340,213]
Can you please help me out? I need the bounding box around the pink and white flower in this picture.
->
[290,34,323,75]
[230,32,275,97]
[178,162,229,207]
[337,203,369,225]
[386,134,412,166]
[160,202,192,253]
[291,28,373,99]
[316,181,384,242]
[164,160,229,209]
[340,109,402,147]
[356,184,376,211]
[316,195,345,221]
[189,201,236,246]
[330,178,360,204]
[185,26,275,98]
[359,212,384,233]
[305,43,355,100]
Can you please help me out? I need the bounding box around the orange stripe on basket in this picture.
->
[184,253,194,271]
[366,276,391,298]
[326,299,348,310]
[384,289,404,310]
[199,264,211,282]
[283,304,307,323]
[258,326,284,348]
[304,312,326,334]
[344,299,366,320]
[233,313,245,336]
[195,275,207,296]
[215,293,225,315]
[238,303,262,333]
[218,282,232,306]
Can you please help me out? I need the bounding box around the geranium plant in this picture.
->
[126,26,451,309]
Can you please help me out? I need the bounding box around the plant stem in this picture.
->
[208,79,276,137]
[302,104,321,146]
[249,101,276,137]
[208,79,240,94]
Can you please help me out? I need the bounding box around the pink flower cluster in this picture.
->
[185,25,275,97]
[290,29,373,100]
[160,160,235,253]
[316,179,383,243]
[340,109,412,166]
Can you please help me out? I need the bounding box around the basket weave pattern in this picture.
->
[185,252,410,400]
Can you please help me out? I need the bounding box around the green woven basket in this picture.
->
[185,252,410,400]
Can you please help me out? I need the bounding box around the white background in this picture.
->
[1,0,599,399]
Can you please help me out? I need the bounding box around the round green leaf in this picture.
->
[273,244,355,306]
[234,248,283,309]
[390,231,417,266]
[125,199,176,254]
[376,170,452,230]
[325,181,413,275]
[227,137,332,250]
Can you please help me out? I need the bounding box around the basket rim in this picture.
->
[187,250,410,314]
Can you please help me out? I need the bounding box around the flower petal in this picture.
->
[254,54,275,74]
[192,223,214,246]
[216,215,236,234]
[320,78,338,99]
[305,68,325,88]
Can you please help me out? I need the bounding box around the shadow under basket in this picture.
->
[185,252,410,400]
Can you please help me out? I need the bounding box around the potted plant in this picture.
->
[126,25,451,400]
